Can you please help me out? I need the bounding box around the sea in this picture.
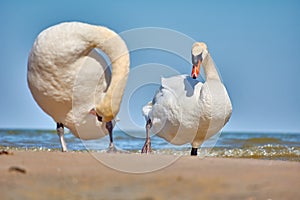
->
[1,129,300,162]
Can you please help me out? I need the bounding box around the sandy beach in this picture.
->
[0,151,299,200]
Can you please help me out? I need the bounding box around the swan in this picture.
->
[142,42,232,155]
[27,22,129,152]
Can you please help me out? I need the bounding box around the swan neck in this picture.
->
[202,53,221,81]
[92,26,130,121]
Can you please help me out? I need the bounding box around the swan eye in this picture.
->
[192,53,203,65]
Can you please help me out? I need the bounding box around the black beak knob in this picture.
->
[97,115,103,122]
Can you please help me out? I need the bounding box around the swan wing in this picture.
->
[150,75,203,144]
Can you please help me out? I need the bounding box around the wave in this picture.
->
[1,129,300,161]
[207,145,300,161]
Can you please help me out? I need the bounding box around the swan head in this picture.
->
[94,100,116,122]
[90,103,115,122]
[191,42,208,79]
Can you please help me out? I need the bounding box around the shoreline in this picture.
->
[1,151,299,199]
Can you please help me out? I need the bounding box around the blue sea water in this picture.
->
[1,129,299,161]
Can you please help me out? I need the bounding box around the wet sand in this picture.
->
[0,151,299,200]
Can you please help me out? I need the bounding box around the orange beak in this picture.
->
[191,60,201,79]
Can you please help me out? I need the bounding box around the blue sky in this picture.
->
[0,0,299,133]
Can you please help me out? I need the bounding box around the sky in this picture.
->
[0,0,299,133]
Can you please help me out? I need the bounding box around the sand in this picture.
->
[0,151,299,200]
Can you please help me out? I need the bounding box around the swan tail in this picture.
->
[142,101,153,121]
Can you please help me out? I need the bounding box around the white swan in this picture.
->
[142,42,232,155]
[27,22,129,152]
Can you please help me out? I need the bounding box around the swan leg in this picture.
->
[191,147,198,156]
[56,123,67,152]
[106,121,117,153]
[141,119,152,154]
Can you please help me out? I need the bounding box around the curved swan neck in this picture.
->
[90,26,130,121]
[202,53,221,81]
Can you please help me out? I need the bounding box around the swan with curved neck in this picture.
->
[27,22,129,151]
[142,42,232,155]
